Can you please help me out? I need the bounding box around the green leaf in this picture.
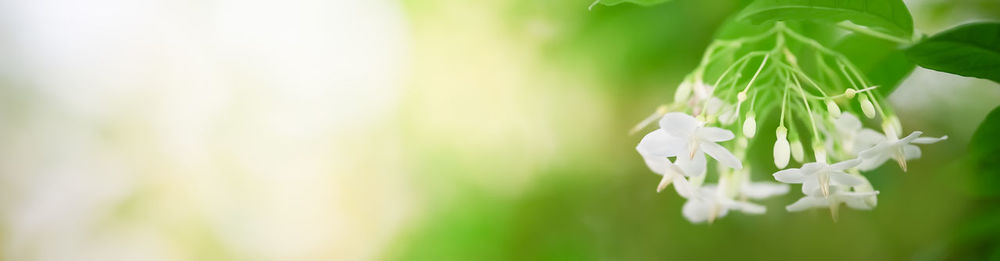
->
[969,106,1000,197]
[833,32,915,95]
[905,22,1000,83]
[736,0,914,37]
[589,0,672,9]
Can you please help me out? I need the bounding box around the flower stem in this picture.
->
[836,22,911,44]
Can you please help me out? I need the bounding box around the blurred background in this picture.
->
[0,0,998,260]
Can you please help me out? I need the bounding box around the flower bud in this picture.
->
[737,136,748,148]
[719,108,737,125]
[825,99,841,118]
[881,115,902,138]
[813,144,827,164]
[774,127,790,169]
[674,81,692,103]
[859,94,876,118]
[743,114,757,138]
[737,91,748,102]
[790,139,805,163]
[844,89,857,99]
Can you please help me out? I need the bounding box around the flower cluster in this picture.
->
[633,24,946,223]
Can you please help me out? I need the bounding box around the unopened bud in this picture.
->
[882,116,902,138]
[813,144,827,164]
[743,114,757,138]
[774,127,790,169]
[737,136,749,148]
[844,89,857,99]
[674,81,692,103]
[825,99,841,118]
[790,139,805,163]
[859,94,876,118]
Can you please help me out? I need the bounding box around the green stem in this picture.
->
[836,22,911,44]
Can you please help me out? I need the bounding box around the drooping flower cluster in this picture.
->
[633,23,946,223]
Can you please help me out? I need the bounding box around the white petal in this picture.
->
[742,182,789,199]
[850,183,878,209]
[830,158,861,171]
[785,196,829,212]
[912,135,948,144]
[772,169,805,184]
[838,191,880,210]
[903,144,921,160]
[843,197,874,210]
[636,129,686,157]
[672,175,694,198]
[800,162,826,173]
[854,129,886,154]
[659,112,698,138]
[701,141,742,169]
[728,201,766,214]
[840,193,875,210]
[681,199,710,223]
[836,113,862,132]
[838,191,880,198]
[898,131,923,143]
[802,178,821,196]
[858,147,891,171]
[642,156,669,175]
[676,150,707,177]
[830,172,865,186]
[697,127,735,142]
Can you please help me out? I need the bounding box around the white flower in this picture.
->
[850,175,879,209]
[772,159,864,197]
[785,187,880,221]
[636,129,706,177]
[828,112,880,156]
[637,154,695,197]
[732,168,790,199]
[639,112,741,176]
[740,181,790,199]
[857,131,947,171]
[637,129,684,161]
[682,185,765,224]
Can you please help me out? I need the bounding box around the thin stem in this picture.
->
[712,51,767,88]
[836,22,911,44]
[779,83,789,126]
[790,70,821,140]
[779,63,828,97]
[742,54,770,93]
[836,61,862,91]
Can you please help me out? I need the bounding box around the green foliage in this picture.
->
[944,105,1000,260]
[905,22,1000,83]
[736,0,914,37]
[968,106,1000,197]
[590,0,672,9]
[833,33,915,95]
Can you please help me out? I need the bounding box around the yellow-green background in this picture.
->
[0,0,998,260]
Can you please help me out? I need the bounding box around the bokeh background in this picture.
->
[0,0,998,260]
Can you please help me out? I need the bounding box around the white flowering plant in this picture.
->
[595,0,1000,223]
